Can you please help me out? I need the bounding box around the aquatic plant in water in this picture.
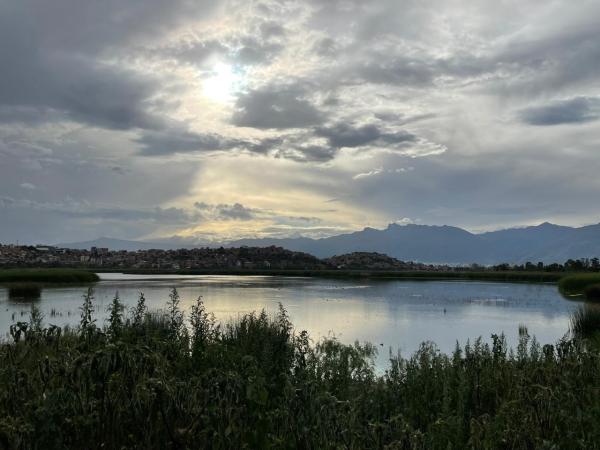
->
[0,289,598,449]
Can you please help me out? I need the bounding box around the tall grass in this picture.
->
[584,283,600,301]
[558,273,600,299]
[570,305,600,340]
[0,289,599,449]
[0,268,99,283]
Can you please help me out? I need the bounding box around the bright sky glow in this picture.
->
[202,63,242,103]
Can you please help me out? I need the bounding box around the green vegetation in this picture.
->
[584,283,600,301]
[558,273,600,299]
[570,305,600,340]
[0,268,99,284]
[1,289,599,449]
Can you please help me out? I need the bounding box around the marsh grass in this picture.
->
[584,283,600,301]
[0,268,99,284]
[570,305,600,340]
[0,289,599,449]
[558,273,600,298]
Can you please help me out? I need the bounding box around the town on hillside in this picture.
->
[0,243,598,272]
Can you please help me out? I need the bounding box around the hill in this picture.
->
[57,222,600,264]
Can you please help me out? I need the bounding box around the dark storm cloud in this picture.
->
[136,128,342,162]
[518,97,600,126]
[315,123,417,148]
[232,84,325,129]
[136,129,241,156]
[0,52,165,130]
[0,0,216,130]
[316,123,380,147]
[249,137,342,163]
[136,120,430,162]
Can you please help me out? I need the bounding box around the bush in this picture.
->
[559,273,600,297]
[0,290,599,449]
[584,283,600,301]
[570,305,600,339]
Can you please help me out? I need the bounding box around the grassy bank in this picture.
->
[0,268,99,284]
[1,289,599,449]
[113,268,565,283]
[558,273,600,299]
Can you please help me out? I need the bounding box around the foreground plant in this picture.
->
[0,290,599,449]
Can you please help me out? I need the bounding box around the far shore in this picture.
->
[7,267,600,289]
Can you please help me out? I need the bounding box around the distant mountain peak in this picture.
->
[55,220,600,264]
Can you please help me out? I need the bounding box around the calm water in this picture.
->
[0,274,581,366]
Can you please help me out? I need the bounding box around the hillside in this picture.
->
[57,222,600,265]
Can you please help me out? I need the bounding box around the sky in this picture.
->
[1,0,600,245]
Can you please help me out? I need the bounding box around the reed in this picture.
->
[0,289,598,449]
[0,268,99,283]
[570,305,600,339]
[558,273,600,298]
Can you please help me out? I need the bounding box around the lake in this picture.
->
[0,274,581,366]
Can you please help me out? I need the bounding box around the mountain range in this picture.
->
[56,222,600,264]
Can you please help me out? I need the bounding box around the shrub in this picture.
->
[559,273,600,297]
[570,305,600,339]
[584,283,600,301]
[0,290,599,449]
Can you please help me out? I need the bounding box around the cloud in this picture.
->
[0,0,218,130]
[316,123,416,148]
[518,97,600,126]
[2,0,600,244]
[136,129,240,156]
[357,57,436,87]
[194,202,257,221]
[19,182,36,190]
[353,167,413,180]
[353,168,384,180]
[232,84,325,129]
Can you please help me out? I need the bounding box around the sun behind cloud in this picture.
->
[202,62,242,103]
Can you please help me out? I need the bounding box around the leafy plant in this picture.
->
[107,291,124,338]
[0,290,599,449]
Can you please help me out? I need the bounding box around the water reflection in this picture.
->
[0,274,582,367]
[8,284,41,303]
